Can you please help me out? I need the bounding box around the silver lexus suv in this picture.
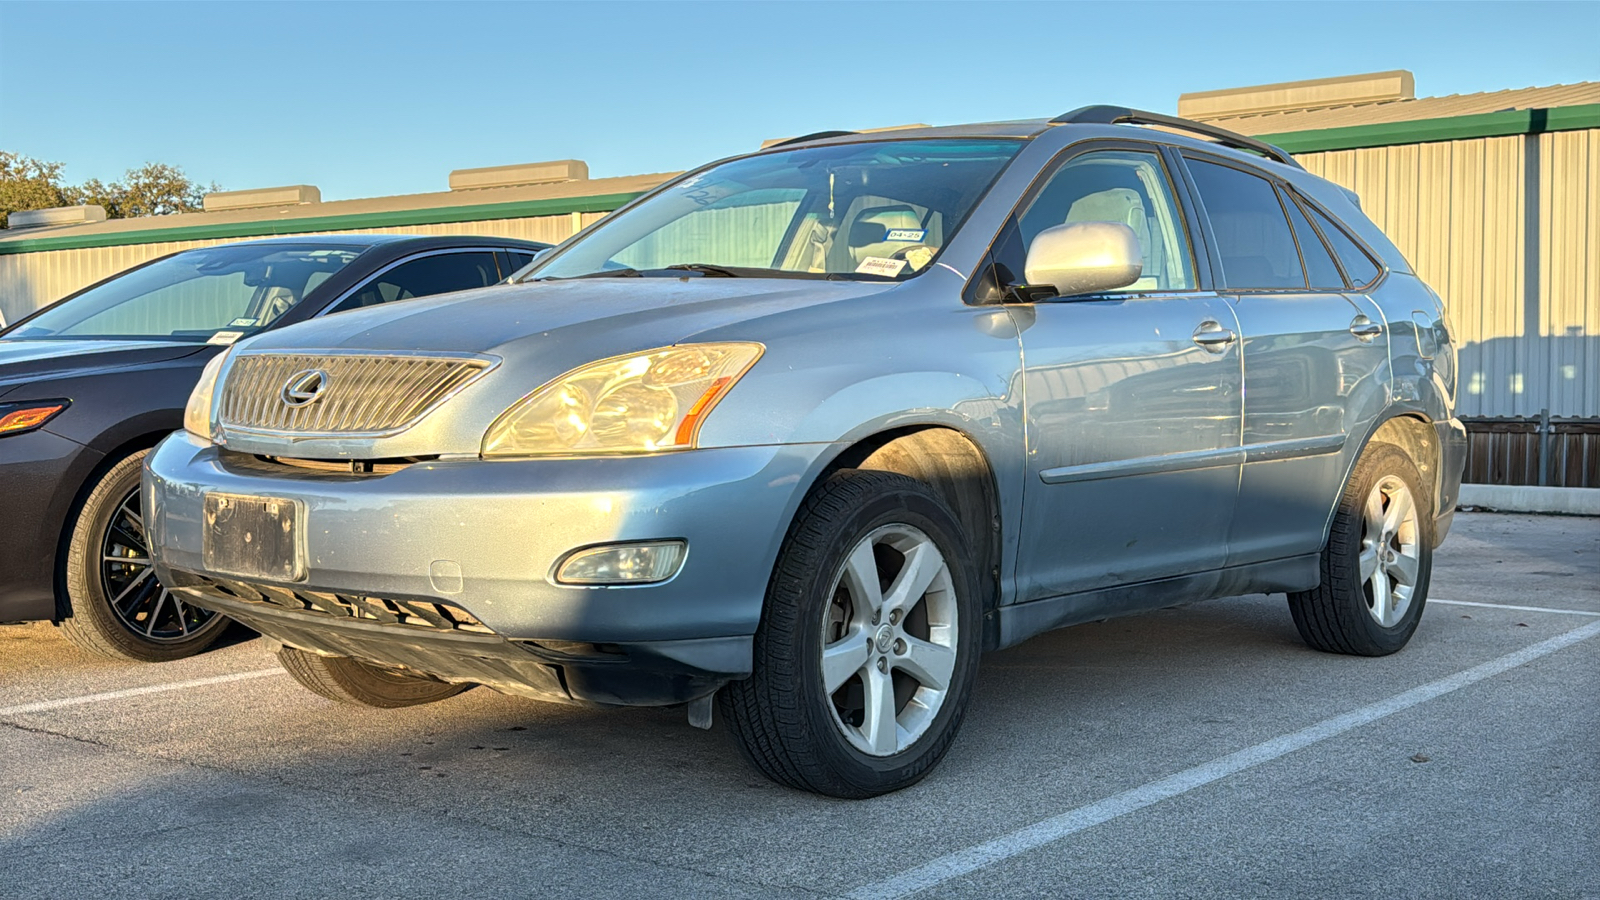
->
[146,107,1467,798]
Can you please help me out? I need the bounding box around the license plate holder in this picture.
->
[202,492,305,582]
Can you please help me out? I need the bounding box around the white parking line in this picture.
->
[845,619,1600,900]
[0,669,284,717]
[1431,598,1600,617]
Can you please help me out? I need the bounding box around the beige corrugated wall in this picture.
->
[0,211,600,326]
[1296,129,1599,418]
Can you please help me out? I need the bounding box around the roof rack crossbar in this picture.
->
[764,130,859,150]
[1051,105,1302,169]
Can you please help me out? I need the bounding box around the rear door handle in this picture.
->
[1349,316,1384,340]
[1192,320,1237,352]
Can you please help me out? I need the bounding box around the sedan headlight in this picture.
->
[481,343,763,457]
[183,350,231,441]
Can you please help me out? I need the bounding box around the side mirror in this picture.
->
[1023,222,1142,297]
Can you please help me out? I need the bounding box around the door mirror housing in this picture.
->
[1023,222,1143,297]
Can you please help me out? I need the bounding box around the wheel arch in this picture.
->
[811,424,1005,648]
[1318,411,1443,560]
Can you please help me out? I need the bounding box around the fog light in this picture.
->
[555,541,687,585]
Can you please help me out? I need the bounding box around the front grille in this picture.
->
[218,352,491,436]
[194,575,494,634]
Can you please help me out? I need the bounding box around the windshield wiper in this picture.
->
[662,263,743,277]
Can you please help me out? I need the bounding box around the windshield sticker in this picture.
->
[207,330,245,346]
[885,228,926,243]
[855,257,908,278]
[228,317,258,327]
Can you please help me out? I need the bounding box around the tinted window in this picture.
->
[979,149,1195,299]
[1281,189,1346,289]
[1308,205,1381,286]
[331,252,500,313]
[503,251,540,279]
[1187,159,1306,290]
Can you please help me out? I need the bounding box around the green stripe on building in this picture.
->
[0,191,648,256]
[1258,104,1600,154]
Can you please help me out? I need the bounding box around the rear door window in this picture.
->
[1307,205,1382,287]
[1186,158,1307,290]
[330,251,500,313]
[1280,189,1347,289]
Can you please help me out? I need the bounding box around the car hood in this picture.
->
[0,339,207,396]
[240,277,894,355]
[217,277,900,458]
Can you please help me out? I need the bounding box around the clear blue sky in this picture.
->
[2,1,1597,201]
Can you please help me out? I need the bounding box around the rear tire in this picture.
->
[1289,442,1432,656]
[61,449,228,662]
[720,470,982,798]
[277,646,471,708]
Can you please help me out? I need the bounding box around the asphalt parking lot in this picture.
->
[2,510,1595,900]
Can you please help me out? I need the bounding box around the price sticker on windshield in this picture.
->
[207,330,245,346]
[855,257,907,277]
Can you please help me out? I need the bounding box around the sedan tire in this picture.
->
[61,449,229,662]
[721,469,981,798]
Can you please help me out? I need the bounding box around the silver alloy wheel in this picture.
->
[101,485,217,641]
[1358,475,1421,628]
[819,523,958,757]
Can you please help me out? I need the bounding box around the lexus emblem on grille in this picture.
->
[280,369,330,408]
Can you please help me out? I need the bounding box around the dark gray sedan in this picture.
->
[0,233,547,660]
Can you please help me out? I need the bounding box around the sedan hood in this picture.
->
[0,339,206,395]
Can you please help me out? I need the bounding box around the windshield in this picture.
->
[3,243,366,342]
[529,138,1023,282]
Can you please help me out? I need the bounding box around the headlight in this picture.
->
[183,350,230,441]
[481,343,762,457]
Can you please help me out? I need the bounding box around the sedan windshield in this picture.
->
[4,243,365,342]
[529,139,1023,282]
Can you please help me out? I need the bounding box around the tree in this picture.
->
[1,152,220,226]
[0,151,74,228]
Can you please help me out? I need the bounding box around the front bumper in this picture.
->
[145,431,833,705]
[1434,417,1467,544]
[0,428,102,623]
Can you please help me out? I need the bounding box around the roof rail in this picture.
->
[762,130,859,150]
[1051,105,1302,169]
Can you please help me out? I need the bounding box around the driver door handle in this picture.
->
[1192,320,1237,351]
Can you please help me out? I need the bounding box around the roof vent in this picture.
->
[7,205,108,230]
[448,160,588,191]
[203,185,321,212]
[1178,70,1415,121]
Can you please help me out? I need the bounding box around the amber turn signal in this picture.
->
[0,401,70,437]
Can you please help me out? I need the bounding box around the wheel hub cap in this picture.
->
[819,523,959,758]
[1358,475,1422,629]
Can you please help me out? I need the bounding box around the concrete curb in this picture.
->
[1459,484,1600,516]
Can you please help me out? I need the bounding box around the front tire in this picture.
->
[277,646,472,708]
[1289,443,1433,656]
[61,449,228,662]
[721,470,982,798]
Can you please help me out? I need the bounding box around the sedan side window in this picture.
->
[330,252,501,313]
[1186,158,1308,290]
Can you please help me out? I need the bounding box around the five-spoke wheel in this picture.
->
[721,469,980,798]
